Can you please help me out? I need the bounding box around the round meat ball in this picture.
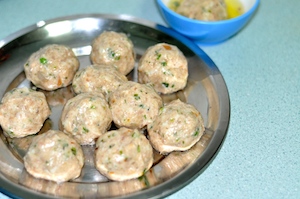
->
[72,64,128,98]
[175,0,227,21]
[0,87,51,138]
[108,81,163,129]
[138,43,188,94]
[147,99,205,154]
[90,31,135,75]
[61,92,112,145]
[24,130,84,183]
[24,44,80,91]
[95,127,153,181]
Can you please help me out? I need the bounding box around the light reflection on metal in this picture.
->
[72,45,92,56]
[44,18,101,37]
[0,40,5,48]
[73,18,100,31]
[36,21,46,28]
[44,21,73,37]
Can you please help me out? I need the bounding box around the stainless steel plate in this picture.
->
[0,14,230,199]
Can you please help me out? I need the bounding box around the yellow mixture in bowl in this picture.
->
[224,0,244,18]
[169,0,244,21]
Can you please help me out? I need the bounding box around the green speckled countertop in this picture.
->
[0,0,299,198]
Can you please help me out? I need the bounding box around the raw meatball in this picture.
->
[90,31,135,75]
[175,0,227,21]
[109,81,163,129]
[72,64,127,98]
[0,87,51,138]
[148,99,205,154]
[24,130,84,183]
[61,93,112,145]
[24,44,80,91]
[138,43,188,94]
[95,127,153,181]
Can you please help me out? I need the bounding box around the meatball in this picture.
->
[72,64,128,98]
[90,31,135,75]
[147,99,205,154]
[138,43,188,94]
[24,44,80,91]
[0,87,51,138]
[175,0,227,21]
[24,130,84,183]
[60,92,112,145]
[95,127,153,181]
[109,81,163,129]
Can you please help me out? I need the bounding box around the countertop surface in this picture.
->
[0,0,299,198]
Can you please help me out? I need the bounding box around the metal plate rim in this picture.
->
[0,13,230,199]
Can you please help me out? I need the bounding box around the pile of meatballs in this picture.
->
[0,31,205,183]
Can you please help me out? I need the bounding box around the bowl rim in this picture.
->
[157,0,260,25]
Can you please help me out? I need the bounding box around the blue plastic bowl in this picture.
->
[156,0,260,44]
